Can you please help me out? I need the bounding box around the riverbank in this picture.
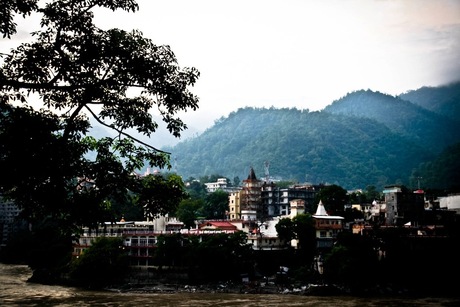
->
[26,265,460,299]
[3,263,460,307]
[108,281,344,296]
[3,264,459,307]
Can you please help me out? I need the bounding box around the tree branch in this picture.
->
[84,104,170,154]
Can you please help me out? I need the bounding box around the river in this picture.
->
[1,263,459,306]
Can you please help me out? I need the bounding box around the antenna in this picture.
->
[264,161,270,183]
[416,176,422,189]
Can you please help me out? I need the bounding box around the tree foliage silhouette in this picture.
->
[0,0,199,229]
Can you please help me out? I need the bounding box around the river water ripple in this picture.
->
[1,263,459,306]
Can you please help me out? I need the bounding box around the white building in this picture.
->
[312,200,344,249]
[439,194,460,214]
[204,178,228,193]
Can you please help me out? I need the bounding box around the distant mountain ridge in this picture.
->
[323,89,460,153]
[161,82,460,191]
[399,81,460,121]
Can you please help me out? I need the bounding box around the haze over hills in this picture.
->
[323,87,460,154]
[88,114,200,149]
[399,82,460,121]
[157,82,460,191]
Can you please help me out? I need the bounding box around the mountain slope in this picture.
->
[157,84,460,191]
[165,107,433,190]
[323,90,460,153]
[416,143,460,191]
[399,81,460,120]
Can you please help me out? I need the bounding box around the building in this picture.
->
[439,193,460,214]
[230,167,321,220]
[204,178,228,193]
[312,200,344,249]
[0,195,26,249]
[261,183,318,217]
[240,167,262,211]
[197,220,238,232]
[228,190,242,220]
[145,214,184,232]
[383,185,425,226]
[238,167,263,234]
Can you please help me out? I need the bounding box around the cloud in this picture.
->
[3,0,460,134]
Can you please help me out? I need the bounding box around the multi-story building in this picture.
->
[0,195,26,249]
[230,168,321,220]
[73,215,184,267]
[204,178,228,193]
[261,183,319,217]
[383,185,425,226]
[228,190,242,220]
[439,193,460,214]
[240,167,263,219]
[312,200,344,249]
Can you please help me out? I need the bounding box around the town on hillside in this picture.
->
[1,166,459,295]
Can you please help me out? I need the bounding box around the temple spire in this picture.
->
[315,200,328,216]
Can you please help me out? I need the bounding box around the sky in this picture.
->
[3,0,460,135]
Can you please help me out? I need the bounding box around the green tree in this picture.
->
[199,174,229,186]
[275,217,294,245]
[0,0,38,38]
[364,185,381,202]
[416,143,460,192]
[69,237,129,288]
[348,190,365,204]
[275,214,315,252]
[110,190,144,221]
[0,0,199,229]
[323,232,380,293]
[134,173,187,219]
[292,213,316,252]
[315,184,348,215]
[202,190,229,219]
[187,231,254,282]
[175,198,204,229]
[154,233,187,269]
[184,178,207,200]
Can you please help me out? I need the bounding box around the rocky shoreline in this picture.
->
[28,268,457,298]
[107,281,345,296]
[108,281,458,298]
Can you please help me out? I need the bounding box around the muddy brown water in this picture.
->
[1,263,458,306]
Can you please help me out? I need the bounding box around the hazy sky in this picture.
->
[93,0,460,132]
[4,0,460,134]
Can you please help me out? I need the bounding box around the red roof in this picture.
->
[198,221,237,231]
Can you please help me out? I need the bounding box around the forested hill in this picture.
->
[399,81,460,121]
[323,89,460,153]
[163,84,460,191]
